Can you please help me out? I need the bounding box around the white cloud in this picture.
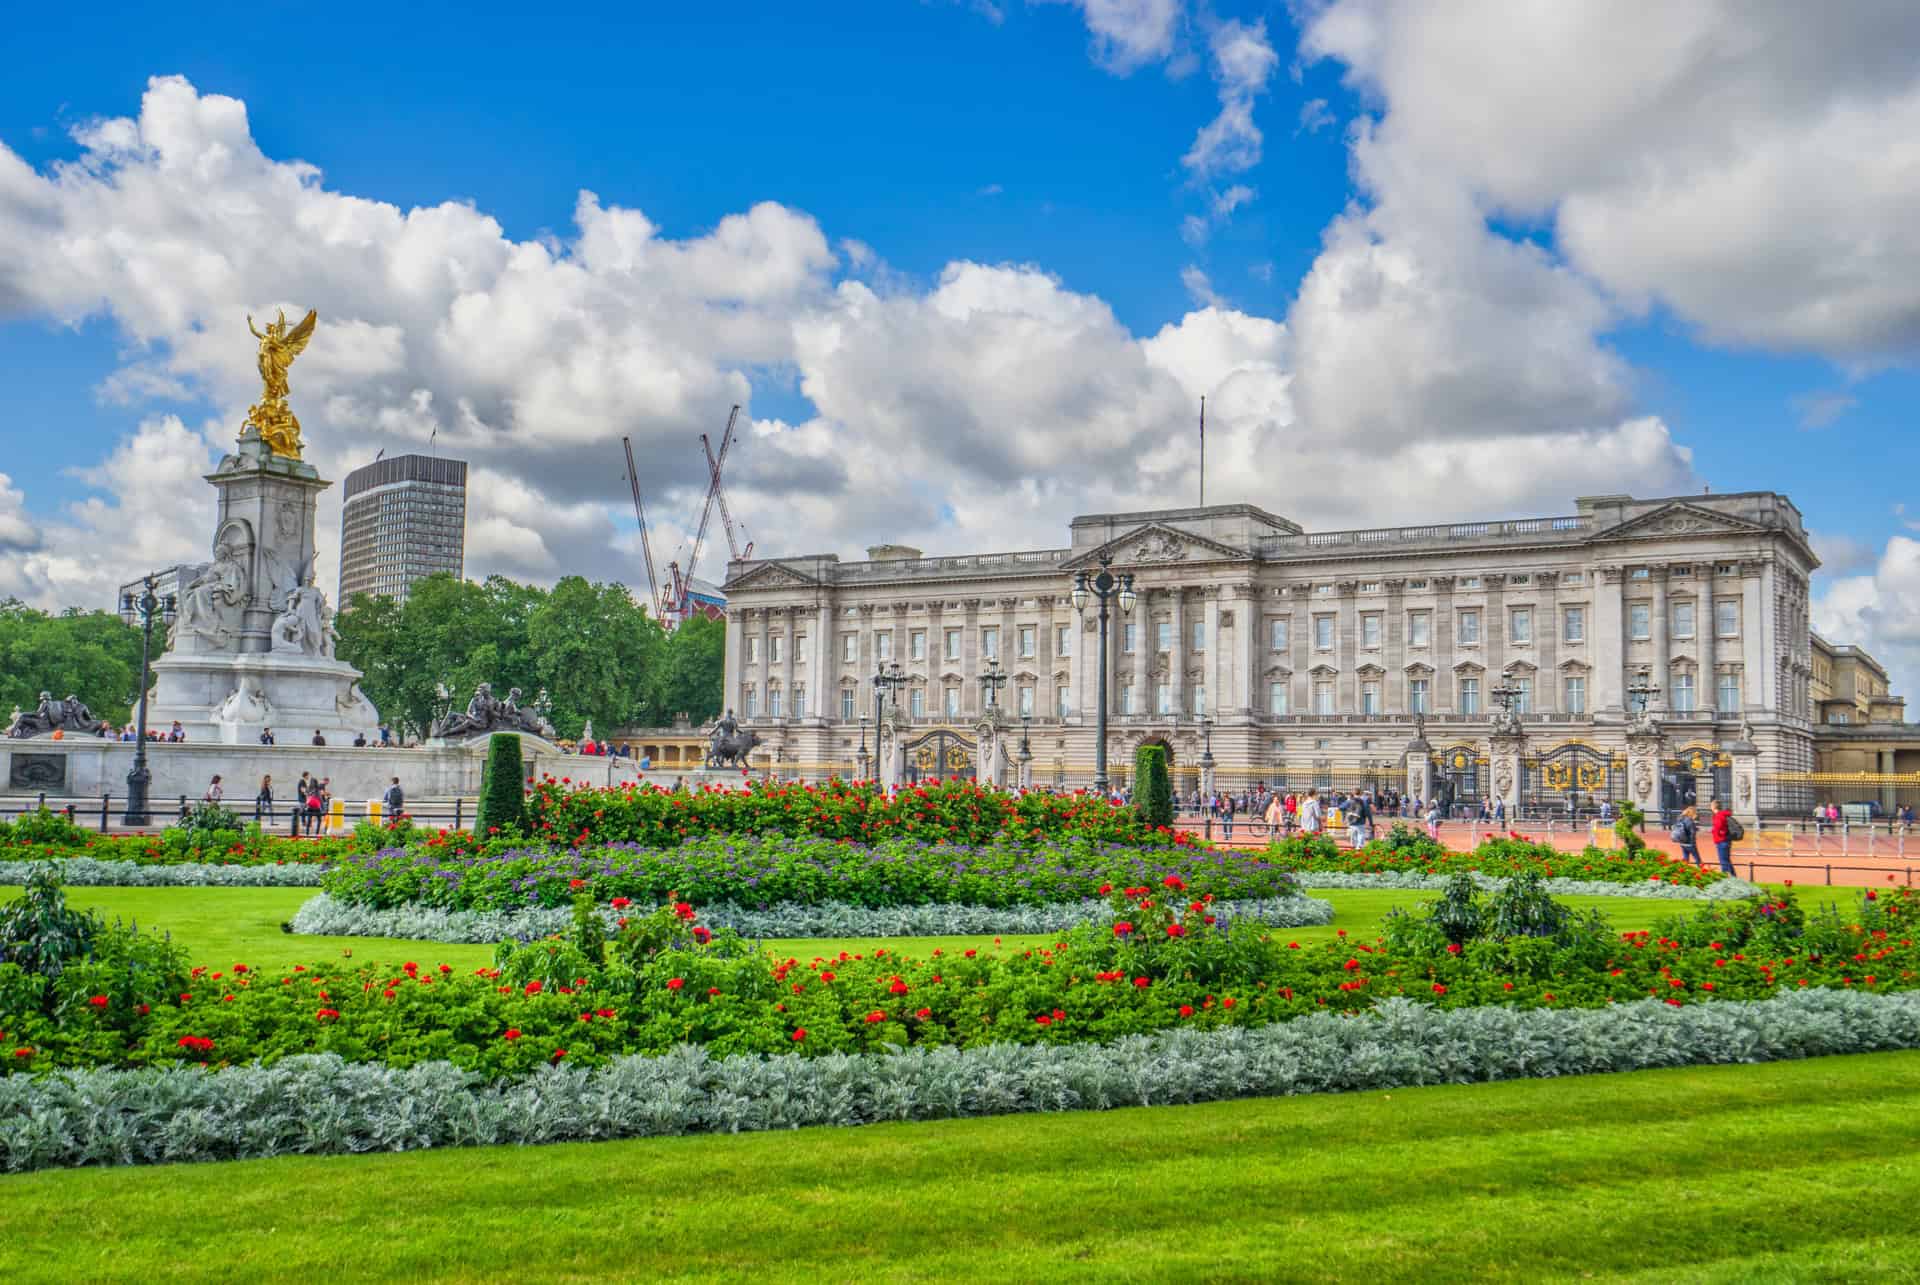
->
[1792,390,1858,430]
[1179,264,1223,308]
[1814,536,1920,704]
[1182,19,1279,180]
[0,473,41,553]
[1809,529,1877,578]
[1297,98,1335,135]
[1301,0,1920,360]
[1040,0,1184,76]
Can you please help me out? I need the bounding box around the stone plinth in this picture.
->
[148,651,376,745]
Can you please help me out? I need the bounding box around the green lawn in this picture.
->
[1,883,1865,975]
[2,1052,1916,1281]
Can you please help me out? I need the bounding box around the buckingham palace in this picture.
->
[720,491,1833,818]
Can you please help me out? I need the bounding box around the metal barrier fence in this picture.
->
[0,793,484,836]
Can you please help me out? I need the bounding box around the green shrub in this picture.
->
[0,865,99,989]
[475,733,526,837]
[1134,744,1172,829]
[4,807,92,848]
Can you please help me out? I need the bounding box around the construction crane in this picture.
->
[620,435,669,623]
[701,419,754,561]
[675,404,739,616]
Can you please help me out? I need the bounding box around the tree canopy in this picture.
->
[334,574,723,740]
[0,600,147,729]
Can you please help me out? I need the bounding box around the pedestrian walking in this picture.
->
[303,779,325,836]
[1670,804,1701,866]
[1710,798,1739,875]
[1299,788,1323,836]
[382,776,405,820]
[202,774,224,804]
[1346,791,1371,849]
[254,774,274,823]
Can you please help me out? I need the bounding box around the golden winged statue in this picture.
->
[245,308,317,459]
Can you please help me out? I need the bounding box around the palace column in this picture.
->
[1204,585,1223,717]
[724,608,745,716]
[1384,578,1407,712]
[1650,567,1670,711]
[1132,590,1152,716]
[813,599,833,722]
[1701,572,1719,723]
[1433,576,1456,713]
[1168,589,1186,716]
[1233,583,1256,717]
[1337,581,1359,711]
[781,606,797,722]
[856,603,878,715]
[1595,566,1626,712]
[1291,588,1311,715]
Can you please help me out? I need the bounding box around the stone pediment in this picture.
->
[1593,502,1767,543]
[1061,522,1251,571]
[724,562,824,592]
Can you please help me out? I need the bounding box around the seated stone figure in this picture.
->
[6,691,110,739]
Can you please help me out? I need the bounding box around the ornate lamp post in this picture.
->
[1199,715,1217,812]
[1626,666,1660,718]
[872,661,908,724]
[1490,668,1524,720]
[979,657,1008,712]
[1070,554,1136,796]
[119,575,176,828]
[856,714,871,779]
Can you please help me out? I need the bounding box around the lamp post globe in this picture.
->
[1078,555,1134,799]
[121,575,174,828]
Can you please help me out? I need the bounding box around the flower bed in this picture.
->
[5,988,1917,1173]
[1266,830,1727,888]
[8,878,1915,1078]
[1295,872,1762,901]
[520,777,1191,848]
[0,859,327,888]
[316,836,1293,912]
[288,890,1337,944]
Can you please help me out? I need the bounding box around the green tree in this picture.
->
[529,577,661,738]
[0,601,145,729]
[649,613,726,725]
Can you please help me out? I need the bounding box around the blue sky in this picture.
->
[0,1,1916,682]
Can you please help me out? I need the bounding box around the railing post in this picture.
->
[36,791,46,809]
[455,797,464,830]
[1825,863,1832,886]
[63,803,75,822]
[100,793,110,832]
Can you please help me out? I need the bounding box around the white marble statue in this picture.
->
[218,676,272,726]
[173,538,250,648]
[272,583,336,658]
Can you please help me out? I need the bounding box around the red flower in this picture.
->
[504,1028,522,1040]
[11,1048,33,1058]
[1163,875,1186,891]
[889,980,909,995]
[1343,958,1361,971]
[1178,1004,1195,1018]
[914,1007,932,1020]
[1133,977,1150,988]
[692,925,713,944]
[552,1049,567,1060]
[820,970,836,982]
[1113,921,1134,936]
[864,1010,886,1024]
[1165,924,1186,938]
[1222,996,1235,1009]
[596,1007,616,1018]
[176,1036,215,1054]
[568,878,585,889]
[1432,983,1447,995]
[525,980,544,995]
[611,896,631,909]
[316,1008,340,1021]
[382,988,397,999]
[88,995,108,1009]
[792,1028,807,1041]
[1446,943,1461,955]
[439,964,451,974]
[666,978,685,991]
[1034,1014,1051,1026]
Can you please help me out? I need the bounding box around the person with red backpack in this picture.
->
[1710,798,1742,875]
[304,779,325,836]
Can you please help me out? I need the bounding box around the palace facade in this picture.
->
[720,492,1830,812]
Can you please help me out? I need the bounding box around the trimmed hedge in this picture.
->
[475,733,525,838]
[1134,744,1173,829]
[4,989,1916,1173]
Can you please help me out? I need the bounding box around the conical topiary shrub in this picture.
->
[474,733,525,837]
[1134,743,1173,829]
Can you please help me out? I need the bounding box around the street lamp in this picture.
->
[979,657,1007,711]
[1070,554,1136,796]
[1199,714,1216,809]
[1626,666,1660,717]
[856,714,871,779]
[873,661,908,723]
[119,575,176,827]
[1490,668,1523,719]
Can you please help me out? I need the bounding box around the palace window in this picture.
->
[1672,601,1695,638]
[1458,677,1480,715]
[1409,678,1430,714]
[1717,601,1739,637]
[1314,615,1334,649]
[1563,606,1585,643]
[910,630,926,661]
[945,628,961,661]
[839,688,855,720]
[1122,623,1137,653]
[1056,624,1072,657]
[981,626,999,659]
[1671,670,1696,713]
[1408,612,1430,647]
[770,635,784,664]
[744,686,757,718]
[909,689,925,719]
[1018,684,1035,717]
[841,633,857,663]
[795,635,808,664]
[1457,610,1480,645]
[944,687,961,718]
[1122,684,1138,715]
[1562,571,1585,586]
[1717,671,1741,714]
[1155,683,1172,715]
[1191,619,1206,651]
[1513,677,1532,714]
[1459,576,1483,589]
[746,637,760,665]
[1361,613,1382,648]
[1313,681,1334,716]
[1190,685,1207,715]
[1057,687,1073,718]
[768,686,783,718]
[1361,680,1381,715]
[1155,622,1173,651]
[1564,675,1587,714]
[1019,625,1036,658]
[1509,608,1531,644]
[876,632,893,662]
[1268,681,1289,715]
[1270,618,1290,651]
[792,685,806,719]
[1629,604,1651,640]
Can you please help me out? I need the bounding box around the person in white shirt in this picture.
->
[202,775,224,804]
[1299,788,1323,836]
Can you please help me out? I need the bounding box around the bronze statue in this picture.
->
[705,709,759,768]
[6,690,110,739]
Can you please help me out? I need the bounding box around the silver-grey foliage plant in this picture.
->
[0,859,327,888]
[3,989,1914,1173]
[289,892,1338,944]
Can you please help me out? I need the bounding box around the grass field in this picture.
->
[2,883,1847,972]
[1,1052,1916,1281]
